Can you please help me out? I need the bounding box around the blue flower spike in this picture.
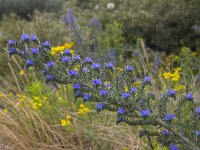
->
[84,57,92,64]
[185,93,193,101]
[8,40,15,46]
[169,144,179,150]
[140,109,151,117]
[143,76,151,85]
[69,69,78,77]
[93,79,102,86]
[73,83,81,90]
[118,107,126,115]
[97,103,104,111]
[125,65,133,71]
[122,92,130,99]
[21,34,29,42]
[165,114,175,122]
[167,89,176,97]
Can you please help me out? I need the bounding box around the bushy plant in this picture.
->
[6,34,200,149]
[62,0,200,53]
[63,9,124,62]
[0,0,65,19]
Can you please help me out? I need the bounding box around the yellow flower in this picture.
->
[124,86,129,92]
[192,52,197,56]
[51,42,75,56]
[117,67,123,72]
[133,81,141,86]
[19,70,25,76]
[61,119,67,126]
[163,72,171,80]
[66,115,71,120]
[78,104,90,115]
[83,107,90,113]
[74,64,80,71]
[123,147,129,150]
[3,109,8,113]
[78,109,84,115]
[80,103,85,108]
[174,84,185,92]
[32,103,39,110]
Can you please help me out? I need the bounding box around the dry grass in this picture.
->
[0,93,146,150]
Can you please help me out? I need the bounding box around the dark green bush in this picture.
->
[62,0,200,53]
[0,0,65,19]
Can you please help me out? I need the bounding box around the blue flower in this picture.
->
[64,49,71,55]
[144,76,151,85]
[130,87,137,93]
[61,57,71,63]
[106,62,114,69]
[75,91,83,97]
[41,70,46,75]
[196,130,200,136]
[42,41,50,48]
[162,130,170,136]
[46,61,54,68]
[73,55,81,62]
[167,89,176,97]
[118,107,126,115]
[46,74,53,80]
[99,90,108,96]
[169,144,179,150]
[185,93,193,101]
[73,83,81,90]
[125,65,133,71]
[69,69,78,77]
[122,92,130,99]
[165,114,175,121]
[9,47,16,55]
[97,103,104,110]
[82,67,89,73]
[21,34,29,41]
[30,34,37,41]
[21,50,27,56]
[105,83,111,88]
[26,59,34,66]
[8,40,15,46]
[140,109,151,117]
[195,107,200,114]
[31,48,39,54]
[93,79,102,86]
[92,63,100,70]
[84,57,92,63]
[162,94,167,98]
[84,93,91,100]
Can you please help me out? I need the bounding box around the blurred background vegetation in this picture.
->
[0,0,200,149]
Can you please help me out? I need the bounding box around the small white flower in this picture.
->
[94,4,99,10]
[107,2,115,10]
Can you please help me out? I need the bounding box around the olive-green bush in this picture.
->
[62,0,200,53]
[0,0,65,19]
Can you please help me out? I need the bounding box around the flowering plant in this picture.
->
[7,34,200,150]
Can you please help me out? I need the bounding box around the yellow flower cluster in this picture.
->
[31,96,47,110]
[60,115,71,126]
[163,68,181,82]
[19,70,25,76]
[174,84,185,92]
[50,42,74,56]
[16,94,27,107]
[74,64,80,71]
[78,104,90,115]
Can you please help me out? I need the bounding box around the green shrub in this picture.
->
[0,0,65,19]
[62,0,200,53]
